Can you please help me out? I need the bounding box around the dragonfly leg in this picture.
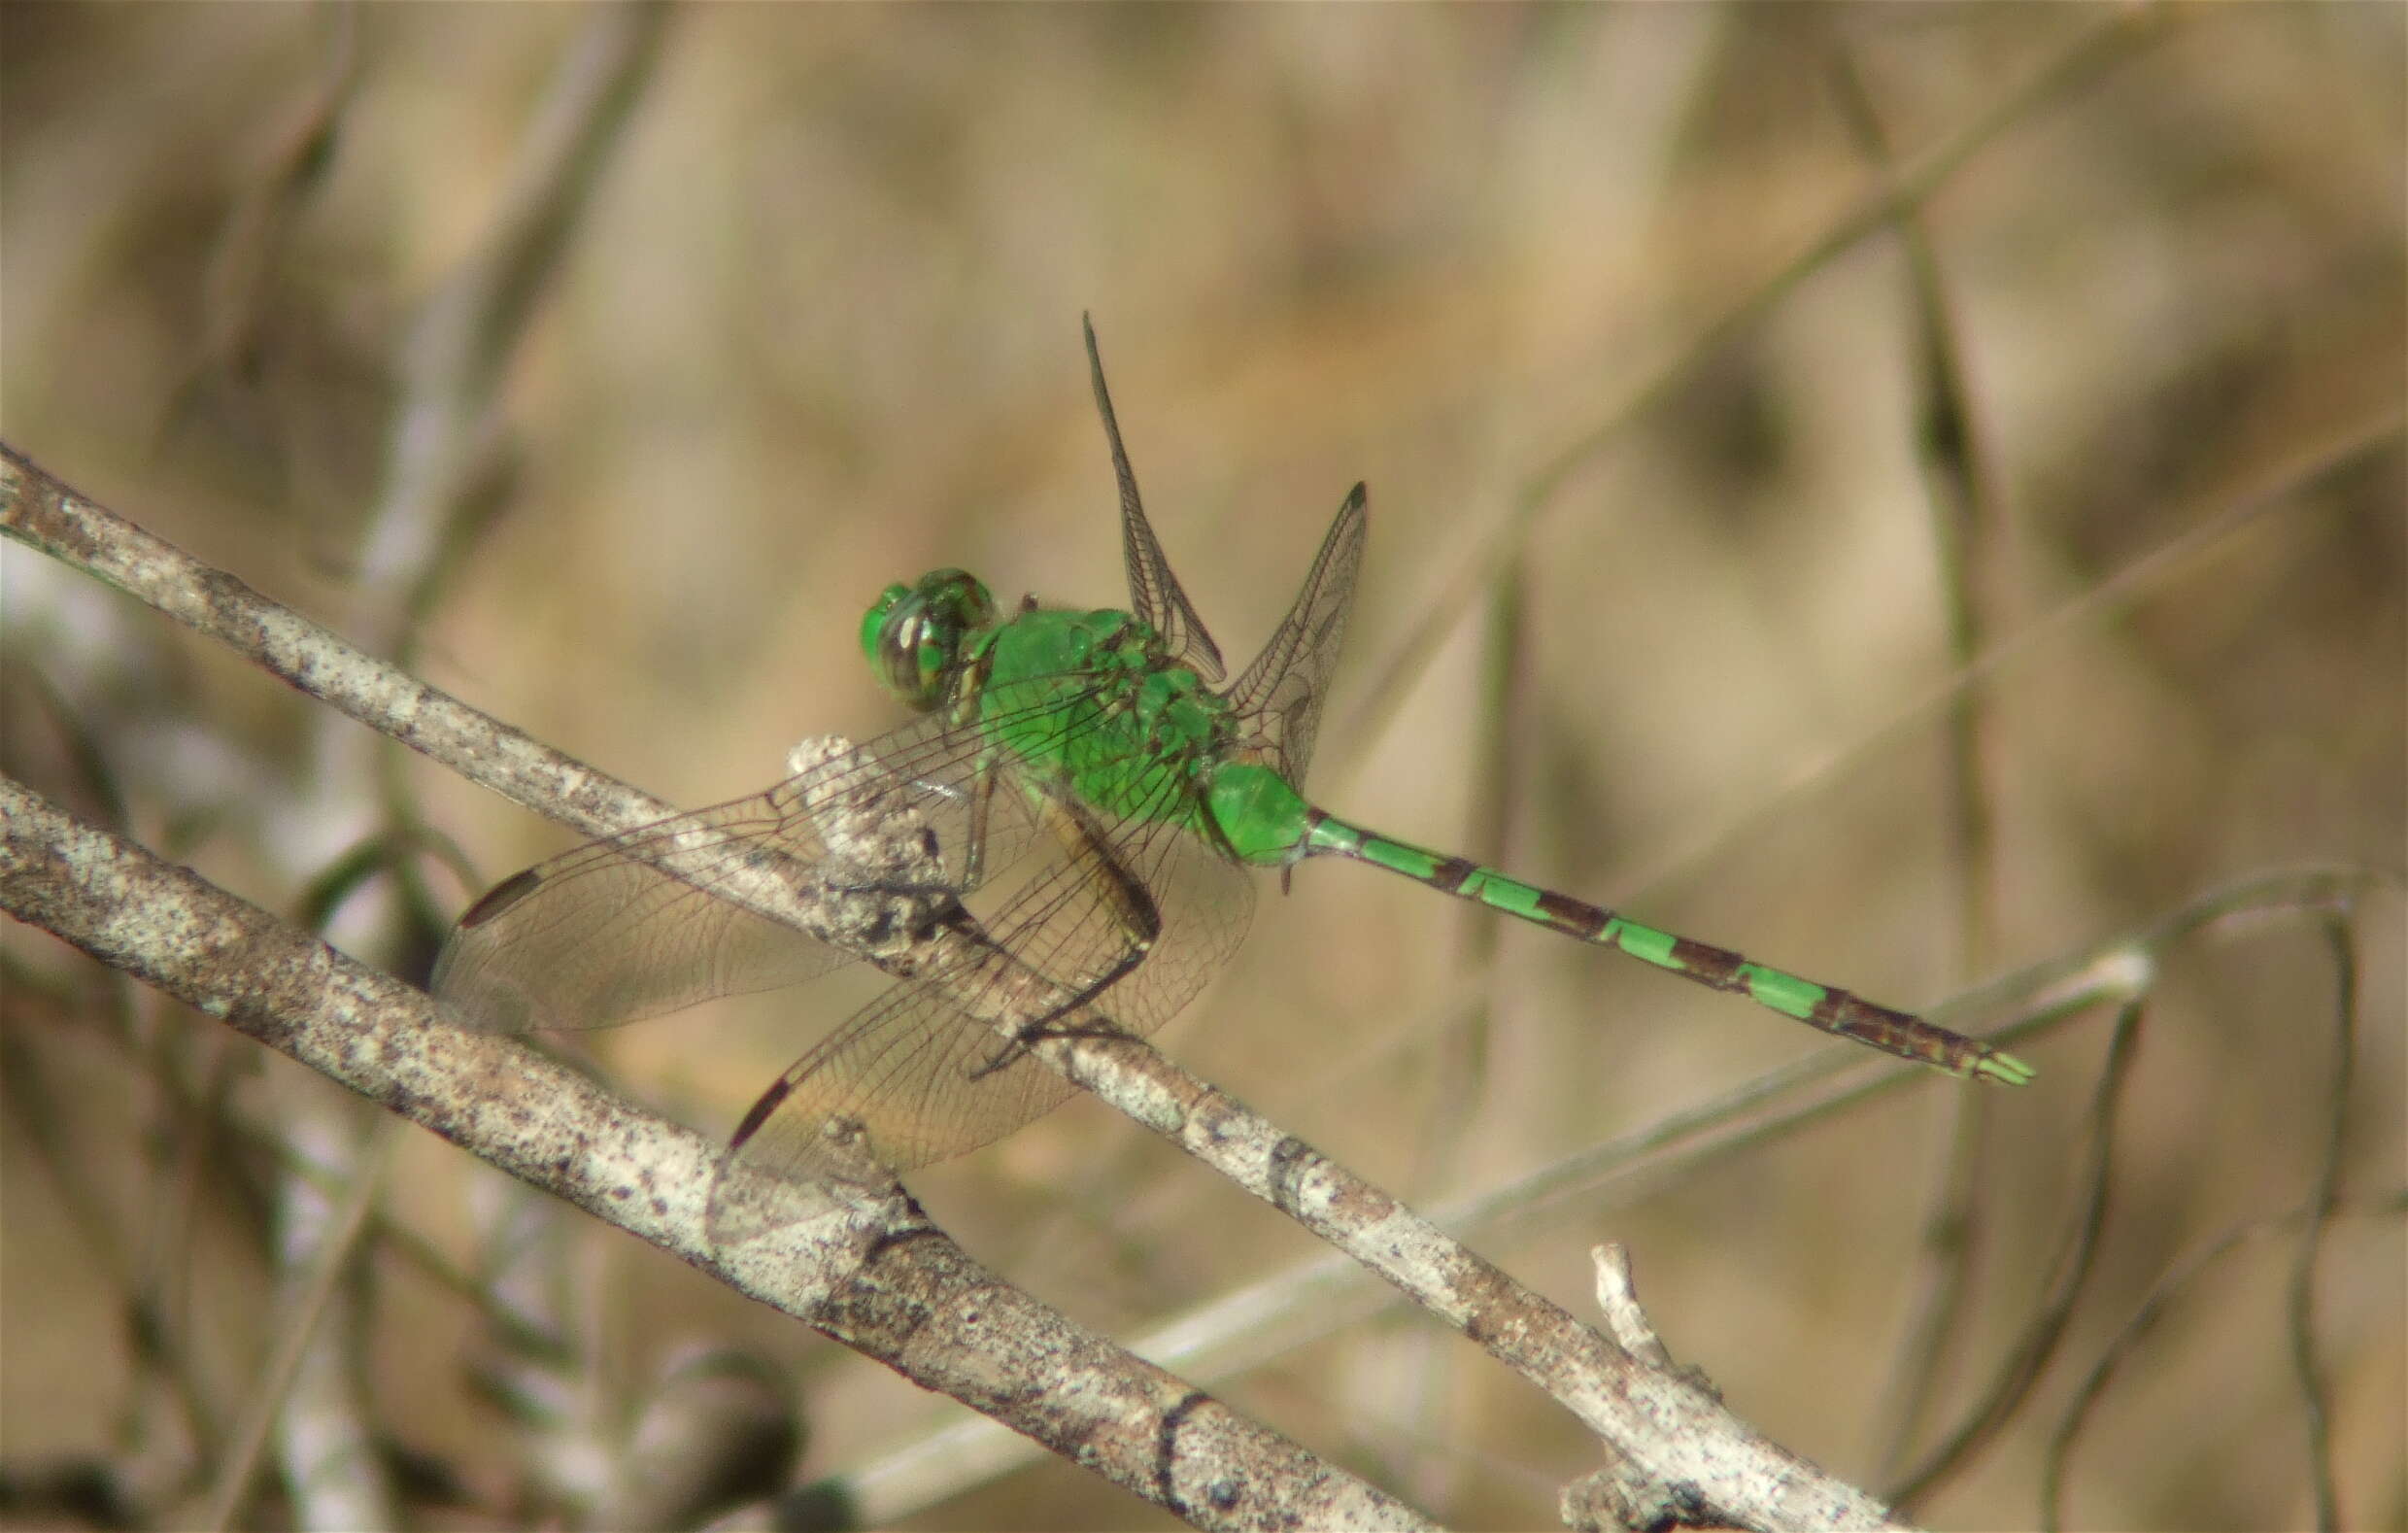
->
[960,753,997,890]
[964,793,1163,1079]
[964,999,1139,1081]
[962,919,1151,1079]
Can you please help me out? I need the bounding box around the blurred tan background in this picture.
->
[3,5,2400,1529]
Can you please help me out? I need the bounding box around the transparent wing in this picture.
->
[707,757,1257,1242]
[427,700,1072,1036]
[1084,313,1225,683]
[1223,482,1368,790]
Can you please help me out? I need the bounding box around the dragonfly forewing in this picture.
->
[1084,315,1226,684]
[430,721,1038,1035]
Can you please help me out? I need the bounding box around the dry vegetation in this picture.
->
[2,5,2401,1529]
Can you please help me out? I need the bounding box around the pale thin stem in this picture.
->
[1823,33,2012,1477]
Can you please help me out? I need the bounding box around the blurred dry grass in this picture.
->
[3,4,2401,1529]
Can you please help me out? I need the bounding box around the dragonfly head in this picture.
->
[863,569,998,710]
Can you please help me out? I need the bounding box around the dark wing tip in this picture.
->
[457,866,543,930]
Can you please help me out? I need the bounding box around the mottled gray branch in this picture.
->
[0,775,1427,1533]
[3,442,675,841]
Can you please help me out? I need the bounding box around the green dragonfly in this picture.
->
[433,319,2030,1240]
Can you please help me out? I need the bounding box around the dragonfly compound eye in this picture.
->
[868,569,995,708]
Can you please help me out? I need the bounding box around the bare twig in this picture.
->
[1560,1244,1750,1532]
[2285,913,2358,1532]
[3,442,679,843]
[204,1120,399,1532]
[1823,29,2014,1481]
[0,775,1429,1533]
[1886,998,2147,1509]
[2037,1194,2408,1532]
[824,865,2381,1523]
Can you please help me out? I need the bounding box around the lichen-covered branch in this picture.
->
[0,773,1430,1533]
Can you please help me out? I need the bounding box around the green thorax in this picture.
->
[864,571,1317,865]
[976,606,1238,830]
